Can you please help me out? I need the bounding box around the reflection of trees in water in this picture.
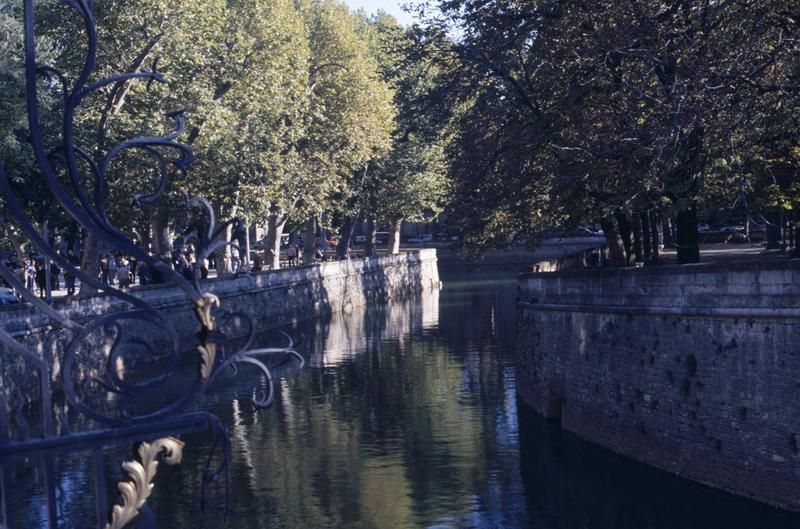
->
[146,283,529,528]
[19,278,800,528]
[437,279,517,355]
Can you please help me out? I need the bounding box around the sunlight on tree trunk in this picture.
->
[215,223,233,277]
[600,216,627,267]
[151,205,172,258]
[388,218,402,255]
[650,211,661,263]
[79,231,99,296]
[266,208,288,270]
[365,217,377,258]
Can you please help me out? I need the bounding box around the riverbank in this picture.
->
[515,257,800,512]
[436,237,607,274]
[0,249,440,396]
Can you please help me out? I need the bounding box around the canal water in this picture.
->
[12,273,800,528]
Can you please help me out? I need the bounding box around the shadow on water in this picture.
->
[10,270,800,528]
[518,404,800,529]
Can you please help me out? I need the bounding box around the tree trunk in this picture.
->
[79,231,99,296]
[265,208,288,270]
[244,225,251,271]
[8,229,27,265]
[599,216,627,267]
[150,205,172,258]
[214,223,233,277]
[141,219,152,254]
[650,211,661,263]
[642,210,652,263]
[663,217,675,247]
[631,212,644,263]
[336,216,357,259]
[766,211,781,250]
[616,213,632,265]
[388,218,403,255]
[303,217,317,265]
[676,208,700,264]
[364,217,377,258]
[793,220,800,258]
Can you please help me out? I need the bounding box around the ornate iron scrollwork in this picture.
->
[0,1,303,527]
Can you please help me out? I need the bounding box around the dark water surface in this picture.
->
[13,274,800,528]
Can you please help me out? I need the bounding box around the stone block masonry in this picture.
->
[516,258,800,512]
[0,249,440,399]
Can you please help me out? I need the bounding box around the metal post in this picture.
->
[44,220,51,302]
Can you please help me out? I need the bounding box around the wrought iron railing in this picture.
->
[0,1,302,527]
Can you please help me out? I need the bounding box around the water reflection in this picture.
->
[167,275,798,529]
[13,274,800,528]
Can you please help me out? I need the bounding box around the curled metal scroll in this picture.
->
[0,0,304,527]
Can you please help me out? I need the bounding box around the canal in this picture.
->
[14,273,800,527]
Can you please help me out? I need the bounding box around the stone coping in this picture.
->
[520,254,800,280]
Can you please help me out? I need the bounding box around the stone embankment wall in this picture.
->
[437,238,607,274]
[516,259,800,512]
[1,250,439,391]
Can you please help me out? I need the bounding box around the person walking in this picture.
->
[50,261,60,292]
[26,260,36,290]
[137,260,150,285]
[35,263,46,298]
[116,259,131,289]
[107,254,118,286]
[64,269,76,298]
[99,254,109,283]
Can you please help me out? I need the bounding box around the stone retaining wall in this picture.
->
[1,249,440,398]
[516,259,800,511]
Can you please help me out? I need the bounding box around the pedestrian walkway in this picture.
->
[658,243,788,266]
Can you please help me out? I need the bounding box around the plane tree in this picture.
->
[414,0,800,264]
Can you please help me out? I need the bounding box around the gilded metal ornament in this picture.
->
[0,1,303,527]
[104,437,186,529]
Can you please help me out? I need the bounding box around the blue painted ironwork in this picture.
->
[0,1,303,527]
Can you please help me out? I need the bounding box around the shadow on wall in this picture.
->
[518,404,800,529]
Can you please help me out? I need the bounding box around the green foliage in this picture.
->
[357,13,449,225]
[1,0,441,251]
[414,0,800,253]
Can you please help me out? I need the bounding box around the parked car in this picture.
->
[698,223,710,232]
[408,234,434,244]
[577,226,604,237]
[0,287,20,306]
[719,225,745,233]
[253,234,290,251]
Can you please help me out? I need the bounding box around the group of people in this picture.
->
[170,248,209,280]
[1,258,75,299]
[98,253,139,289]
[2,238,333,305]
[96,248,213,290]
[250,244,324,272]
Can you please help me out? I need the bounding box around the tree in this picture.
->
[295,0,395,266]
[413,0,800,264]
[0,5,60,262]
[343,13,448,257]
